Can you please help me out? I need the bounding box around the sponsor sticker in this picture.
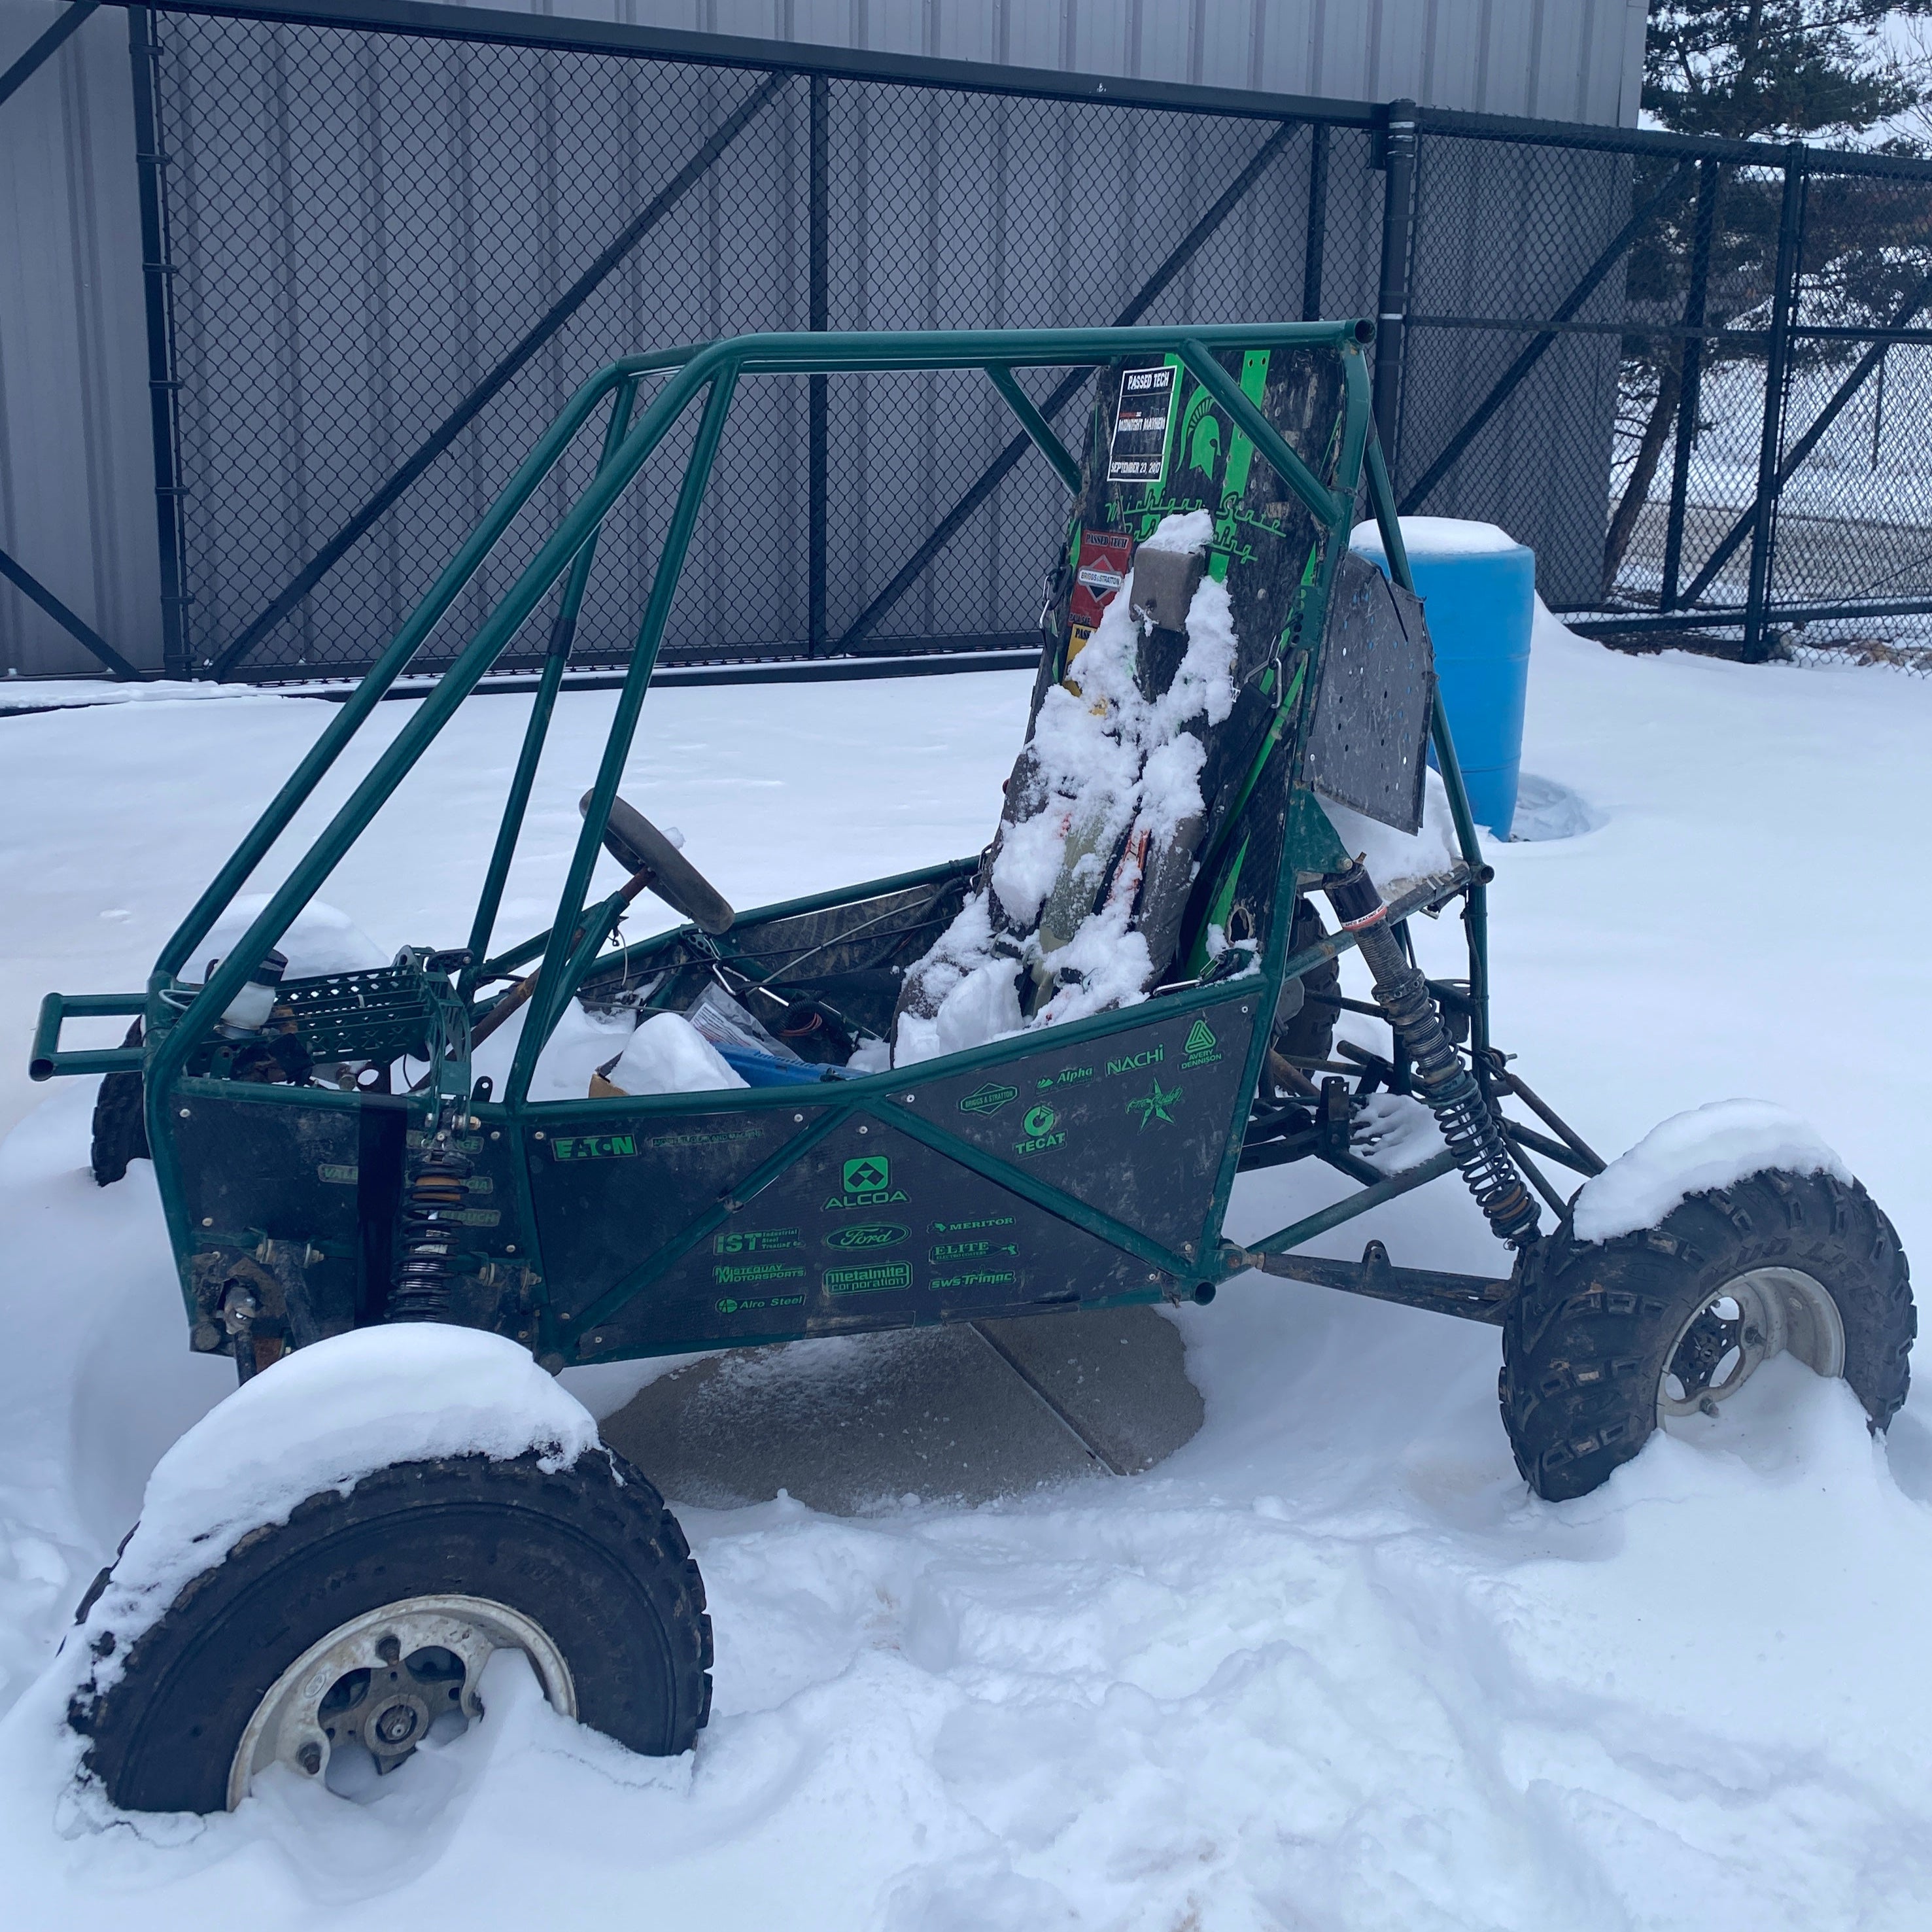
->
[1012,1103,1066,1157]
[1182,1018,1222,1068]
[714,1260,808,1286]
[713,1227,800,1255]
[318,1163,358,1185]
[715,1292,806,1315]
[1069,528,1133,632]
[1107,363,1178,484]
[824,1222,909,1251]
[1128,1078,1183,1130]
[824,1152,908,1211]
[931,1270,1017,1291]
[550,1132,636,1162]
[824,1262,912,1296]
[958,1081,1019,1117]
[1105,1045,1164,1076]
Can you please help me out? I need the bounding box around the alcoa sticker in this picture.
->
[824,1154,908,1211]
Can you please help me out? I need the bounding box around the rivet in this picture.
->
[505,1243,517,1253]
[857,1124,868,1134]
[201,1216,213,1228]
[533,1131,546,1141]
[793,1113,804,1122]
[559,1311,572,1322]
[489,1130,501,1141]
[179,1107,192,1118]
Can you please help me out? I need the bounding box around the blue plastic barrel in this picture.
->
[1350,518,1534,839]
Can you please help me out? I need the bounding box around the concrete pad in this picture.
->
[598,1305,1203,1515]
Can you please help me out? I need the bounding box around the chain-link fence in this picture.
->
[113,1,1932,683]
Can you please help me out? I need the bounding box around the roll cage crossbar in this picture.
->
[35,322,1527,1312]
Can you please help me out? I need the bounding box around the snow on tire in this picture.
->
[69,1449,712,1814]
[1500,1167,1914,1502]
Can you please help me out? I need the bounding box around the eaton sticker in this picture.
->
[550,1133,636,1162]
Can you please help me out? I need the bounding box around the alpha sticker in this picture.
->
[823,1262,913,1296]
[1012,1103,1066,1157]
[824,1222,909,1251]
[714,1227,800,1255]
[1128,1078,1182,1130]
[1107,363,1179,484]
[1035,1064,1092,1090]
[549,1133,636,1162]
[958,1081,1019,1116]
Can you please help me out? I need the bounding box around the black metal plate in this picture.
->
[1302,551,1435,834]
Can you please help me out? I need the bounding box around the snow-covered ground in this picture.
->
[1,615,1930,1928]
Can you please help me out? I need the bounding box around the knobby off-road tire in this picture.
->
[1500,1167,1914,1502]
[70,1449,712,1814]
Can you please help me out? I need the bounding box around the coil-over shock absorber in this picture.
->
[387,1128,473,1322]
[1320,857,1540,1249]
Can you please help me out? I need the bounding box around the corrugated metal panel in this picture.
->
[0,0,161,675]
[446,0,1649,126]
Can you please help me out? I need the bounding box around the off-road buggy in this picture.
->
[31,322,1913,1813]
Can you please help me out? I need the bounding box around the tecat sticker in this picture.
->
[1012,1103,1066,1158]
[1107,364,1178,484]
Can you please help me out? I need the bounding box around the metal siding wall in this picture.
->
[435,1,1645,124]
[0,0,160,675]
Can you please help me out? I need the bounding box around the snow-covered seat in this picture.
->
[893,346,1436,1068]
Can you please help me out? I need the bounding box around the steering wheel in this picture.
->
[579,791,734,935]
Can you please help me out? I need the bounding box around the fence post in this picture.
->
[807,73,830,655]
[1302,122,1328,322]
[1373,99,1418,468]
[128,7,190,679]
[1660,157,1718,611]
[1744,144,1804,663]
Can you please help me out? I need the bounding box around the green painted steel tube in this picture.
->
[1177,337,1349,527]
[509,369,741,1101]
[1362,432,1493,1054]
[985,366,1084,494]
[1233,1148,1463,1262]
[462,377,642,994]
[154,361,654,988]
[148,354,722,1107]
[29,991,146,1082]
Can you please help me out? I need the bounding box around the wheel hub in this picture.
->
[1658,1265,1846,1425]
[228,1595,575,1808]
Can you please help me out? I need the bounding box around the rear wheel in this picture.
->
[1500,1167,1914,1501]
[70,1449,711,1813]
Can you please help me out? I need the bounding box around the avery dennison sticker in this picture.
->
[823,1262,912,1296]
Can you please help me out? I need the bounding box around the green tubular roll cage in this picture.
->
[33,322,1508,1350]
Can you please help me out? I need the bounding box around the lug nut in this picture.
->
[297,1742,322,1776]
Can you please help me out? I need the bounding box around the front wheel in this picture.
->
[70,1449,712,1813]
[1500,1167,1914,1501]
